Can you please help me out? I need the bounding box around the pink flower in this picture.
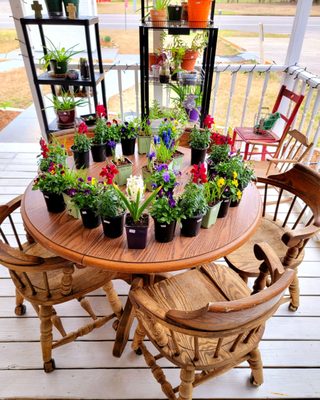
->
[78,122,88,134]
[191,163,207,184]
[204,115,214,129]
[96,104,106,118]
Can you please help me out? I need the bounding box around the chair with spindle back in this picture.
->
[252,129,313,179]
[0,195,129,372]
[225,163,320,311]
[129,243,294,399]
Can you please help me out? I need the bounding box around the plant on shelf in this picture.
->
[71,122,91,169]
[113,175,161,249]
[71,176,102,229]
[39,38,81,76]
[97,164,126,238]
[189,126,211,164]
[148,0,170,26]
[32,162,67,213]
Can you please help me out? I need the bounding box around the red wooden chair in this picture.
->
[232,85,304,161]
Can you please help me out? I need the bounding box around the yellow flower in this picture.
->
[91,177,97,185]
[217,177,225,188]
[237,190,242,200]
[232,179,239,187]
[233,171,238,179]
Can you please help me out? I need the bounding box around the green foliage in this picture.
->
[153,0,170,10]
[104,121,121,142]
[151,166,177,193]
[39,38,82,70]
[71,177,101,211]
[73,132,91,152]
[97,186,126,218]
[138,117,152,137]
[189,127,211,150]
[38,138,68,172]
[203,176,227,206]
[150,196,181,224]
[32,164,68,195]
[155,140,176,164]
[92,118,106,144]
[119,120,138,139]
[47,91,87,111]
[207,144,230,166]
[179,183,208,218]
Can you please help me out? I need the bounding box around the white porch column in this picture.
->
[9,0,46,137]
[284,0,313,89]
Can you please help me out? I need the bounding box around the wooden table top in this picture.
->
[21,147,262,274]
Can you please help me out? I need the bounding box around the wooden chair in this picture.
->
[129,243,294,400]
[0,196,129,372]
[252,129,313,179]
[232,85,304,161]
[225,164,320,311]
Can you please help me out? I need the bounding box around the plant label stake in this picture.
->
[66,4,77,19]
[31,1,43,19]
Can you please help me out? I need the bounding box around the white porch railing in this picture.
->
[103,63,320,166]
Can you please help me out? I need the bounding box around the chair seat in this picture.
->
[142,264,263,369]
[234,127,279,143]
[251,160,280,179]
[225,216,304,277]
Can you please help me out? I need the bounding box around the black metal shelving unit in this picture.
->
[139,2,218,127]
[20,16,107,138]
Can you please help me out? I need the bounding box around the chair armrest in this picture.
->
[282,225,320,247]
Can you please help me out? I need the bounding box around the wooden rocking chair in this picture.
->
[129,243,294,400]
[0,196,129,372]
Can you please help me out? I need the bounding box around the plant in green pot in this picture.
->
[97,164,126,238]
[71,176,102,229]
[71,122,91,169]
[202,175,227,228]
[179,167,208,236]
[189,126,211,165]
[40,38,81,76]
[137,117,152,155]
[113,176,161,249]
[32,162,67,213]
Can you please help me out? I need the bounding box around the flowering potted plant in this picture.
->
[37,137,68,172]
[71,122,91,169]
[178,178,208,237]
[202,176,227,228]
[189,126,211,164]
[111,154,133,186]
[137,117,152,155]
[150,164,179,196]
[142,151,156,191]
[183,93,201,123]
[105,120,120,156]
[91,105,107,162]
[97,163,126,238]
[32,162,67,213]
[150,193,181,242]
[113,175,161,249]
[71,176,101,229]
[120,120,138,156]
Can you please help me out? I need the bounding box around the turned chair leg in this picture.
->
[178,367,195,400]
[103,281,123,330]
[288,272,300,311]
[132,321,146,355]
[247,348,263,386]
[14,289,26,316]
[39,305,55,373]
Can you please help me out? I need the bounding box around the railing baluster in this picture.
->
[117,69,124,121]
[298,86,314,133]
[240,71,254,126]
[211,71,220,117]
[257,70,270,118]
[224,71,238,134]
[305,89,320,141]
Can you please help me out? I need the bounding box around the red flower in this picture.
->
[204,115,214,129]
[106,121,111,127]
[78,121,88,134]
[96,104,106,118]
[100,163,119,184]
[210,132,232,146]
[191,163,207,185]
[39,138,49,158]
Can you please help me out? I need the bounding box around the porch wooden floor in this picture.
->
[1,143,320,399]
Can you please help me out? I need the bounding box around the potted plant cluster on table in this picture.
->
[113,176,161,249]
[71,121,91,169]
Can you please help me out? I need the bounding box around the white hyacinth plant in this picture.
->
[113,175,161,223]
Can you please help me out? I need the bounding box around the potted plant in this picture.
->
[113,176,161,249]
[120,120,138,156]
[167,2,183,21]
[202,176,227,228]
[40,38,81,76]
[37,137,68,172]
[181,32,207,71]
[44,0,63,17]
[137,117,152,155]
[71,122,91,169]
[149,0,170,27]
[97,165,126,238]
[150,164,178,196]
[72,176,101,229]
[142,151,156,191]
[150,193,181,243]
[105,120,121,156]
[112,154,133,187]
[187,0,212,28]
[179,181,208,237]
[32,162,67,213]
[47,90,86,129]
[91,105,107,162]
[189,126,210,164]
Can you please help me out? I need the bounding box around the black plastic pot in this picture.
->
[71,147,90,169]
[153,219,176,243]
[217,199,231,218]
[121,138,136,156]
[102,214,125,238]
[191,147,207,165]
[167,5,183,21]
[230,199,241,208]
[181,214,203,237]
[80,208,101,229]
[159,74,170,84]
[125,214,149,249]
[105,142,113,157]
[91,143,106,162]
[42,192,66,213]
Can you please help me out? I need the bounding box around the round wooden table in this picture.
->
[22,148,262,357]
[22,148,262,274]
